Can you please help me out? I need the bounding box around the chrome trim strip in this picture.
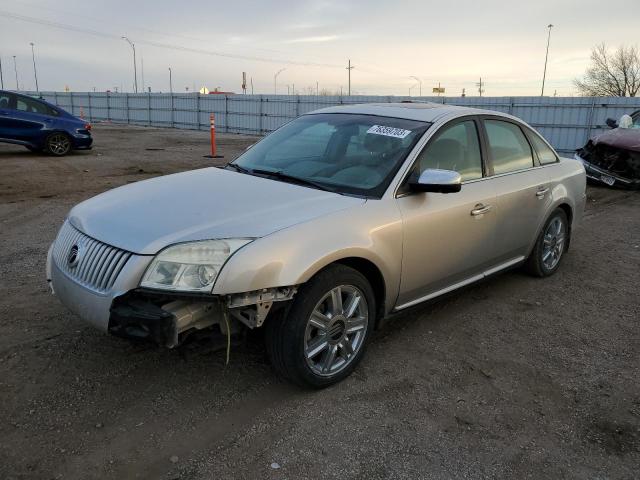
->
[394,256,526,311]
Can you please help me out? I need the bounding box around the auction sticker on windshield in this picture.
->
[366,125,412,139]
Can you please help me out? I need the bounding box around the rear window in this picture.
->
[528,131,558,165]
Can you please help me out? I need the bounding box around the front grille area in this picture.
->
[53,221,132,293]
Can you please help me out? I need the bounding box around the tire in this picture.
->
[265,264,375,388]
[44,132,72,156]
[524,208,569,277]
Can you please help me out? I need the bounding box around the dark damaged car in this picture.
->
[575,111,640,189]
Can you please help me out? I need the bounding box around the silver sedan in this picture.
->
[46,103,586,387]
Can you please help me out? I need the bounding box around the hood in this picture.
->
[592,128,640,152]
[68,167,364,254]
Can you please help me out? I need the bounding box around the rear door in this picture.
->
[480,117,552,263]
[12,95,57,143]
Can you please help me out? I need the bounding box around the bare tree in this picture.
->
[574,43,640,97]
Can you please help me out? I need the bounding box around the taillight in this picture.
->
[84,123,92,130]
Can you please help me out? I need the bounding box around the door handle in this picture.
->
[536,187,550,198]
[470,204,492,216]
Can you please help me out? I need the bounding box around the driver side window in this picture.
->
[414,120,483,181]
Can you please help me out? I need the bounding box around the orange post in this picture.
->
[79,106,85,119]
[203,113,223,158]
[210,113,216,156]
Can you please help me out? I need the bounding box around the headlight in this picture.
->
[140,239,251,292]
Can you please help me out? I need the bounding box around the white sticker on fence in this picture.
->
[366,125,412,139]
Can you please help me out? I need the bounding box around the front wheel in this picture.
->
[525,208,569,277]
[265,264,375,388]
[45,132,72,156]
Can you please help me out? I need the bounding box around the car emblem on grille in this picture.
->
[68,244,80,268]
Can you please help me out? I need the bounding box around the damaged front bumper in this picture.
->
[47,245,296,348]
[575,153,640,189]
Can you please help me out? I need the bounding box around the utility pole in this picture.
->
[541,24,554,96]
[274,68,286,94]
[0,55,4,90]
[476,77,485,96]
[250,77,254,95]
[29,42,39,93]
[346,59,354,96]
[410,76,422,96]
[168,67,173,93]
[122,36,138,93]
[12,55,18,90]
[316,81,319,96]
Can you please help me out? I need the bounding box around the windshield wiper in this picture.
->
[224,163,251,174]
[250,168,339,194]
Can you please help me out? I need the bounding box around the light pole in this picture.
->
[12,55,18,90]
[274,68,286,94]
[541,24,553,96]
[0,55,4,89]
[29,42,39,93]
[168,67,173,93]
[410,76,422,96]
[122,36,138,93]
[141,56,145,92]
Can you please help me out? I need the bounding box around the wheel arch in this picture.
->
[330,257,387,327]
[555,202,573,251]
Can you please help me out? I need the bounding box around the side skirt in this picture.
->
[393,256,525,312]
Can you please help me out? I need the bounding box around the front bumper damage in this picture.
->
[47,244,297,348]
[575,128,640,189]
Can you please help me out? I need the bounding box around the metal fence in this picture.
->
[36,92,640,154]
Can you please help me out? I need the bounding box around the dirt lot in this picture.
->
[0,125,638,480]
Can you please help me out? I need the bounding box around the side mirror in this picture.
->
[409,169,462,194]
[605,118,618,129]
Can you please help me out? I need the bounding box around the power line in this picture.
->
[0,10,344,69]
[12,0,320,62]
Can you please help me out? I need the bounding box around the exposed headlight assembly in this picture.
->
[140,239,252,293]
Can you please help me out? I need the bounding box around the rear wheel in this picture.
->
[525,208,569,277]
[265,264,375,388]
[45,133,72,156]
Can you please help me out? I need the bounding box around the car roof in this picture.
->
[307,102,517,124]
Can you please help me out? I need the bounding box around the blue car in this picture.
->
[0,90,92,156]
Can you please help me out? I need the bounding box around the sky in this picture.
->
[1,0,639,97]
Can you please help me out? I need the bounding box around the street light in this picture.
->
[29,42,39,93]
[12,55,18,90]
[121,36,138,93]
[541,24,554,96]
[274,68,286,95]
[410,76,422,96]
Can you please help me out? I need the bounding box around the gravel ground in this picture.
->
[0,125,638,480]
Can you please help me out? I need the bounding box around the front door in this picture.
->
[0,92,16,139]
[396,119,497,308]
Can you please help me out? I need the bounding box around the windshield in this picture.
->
[231,113,430,197]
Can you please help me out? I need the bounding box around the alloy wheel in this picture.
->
[48,134,71,155]
[542,216,565,270]
[304,285,369,377]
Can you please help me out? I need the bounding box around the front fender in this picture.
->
[212,199,403,314]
